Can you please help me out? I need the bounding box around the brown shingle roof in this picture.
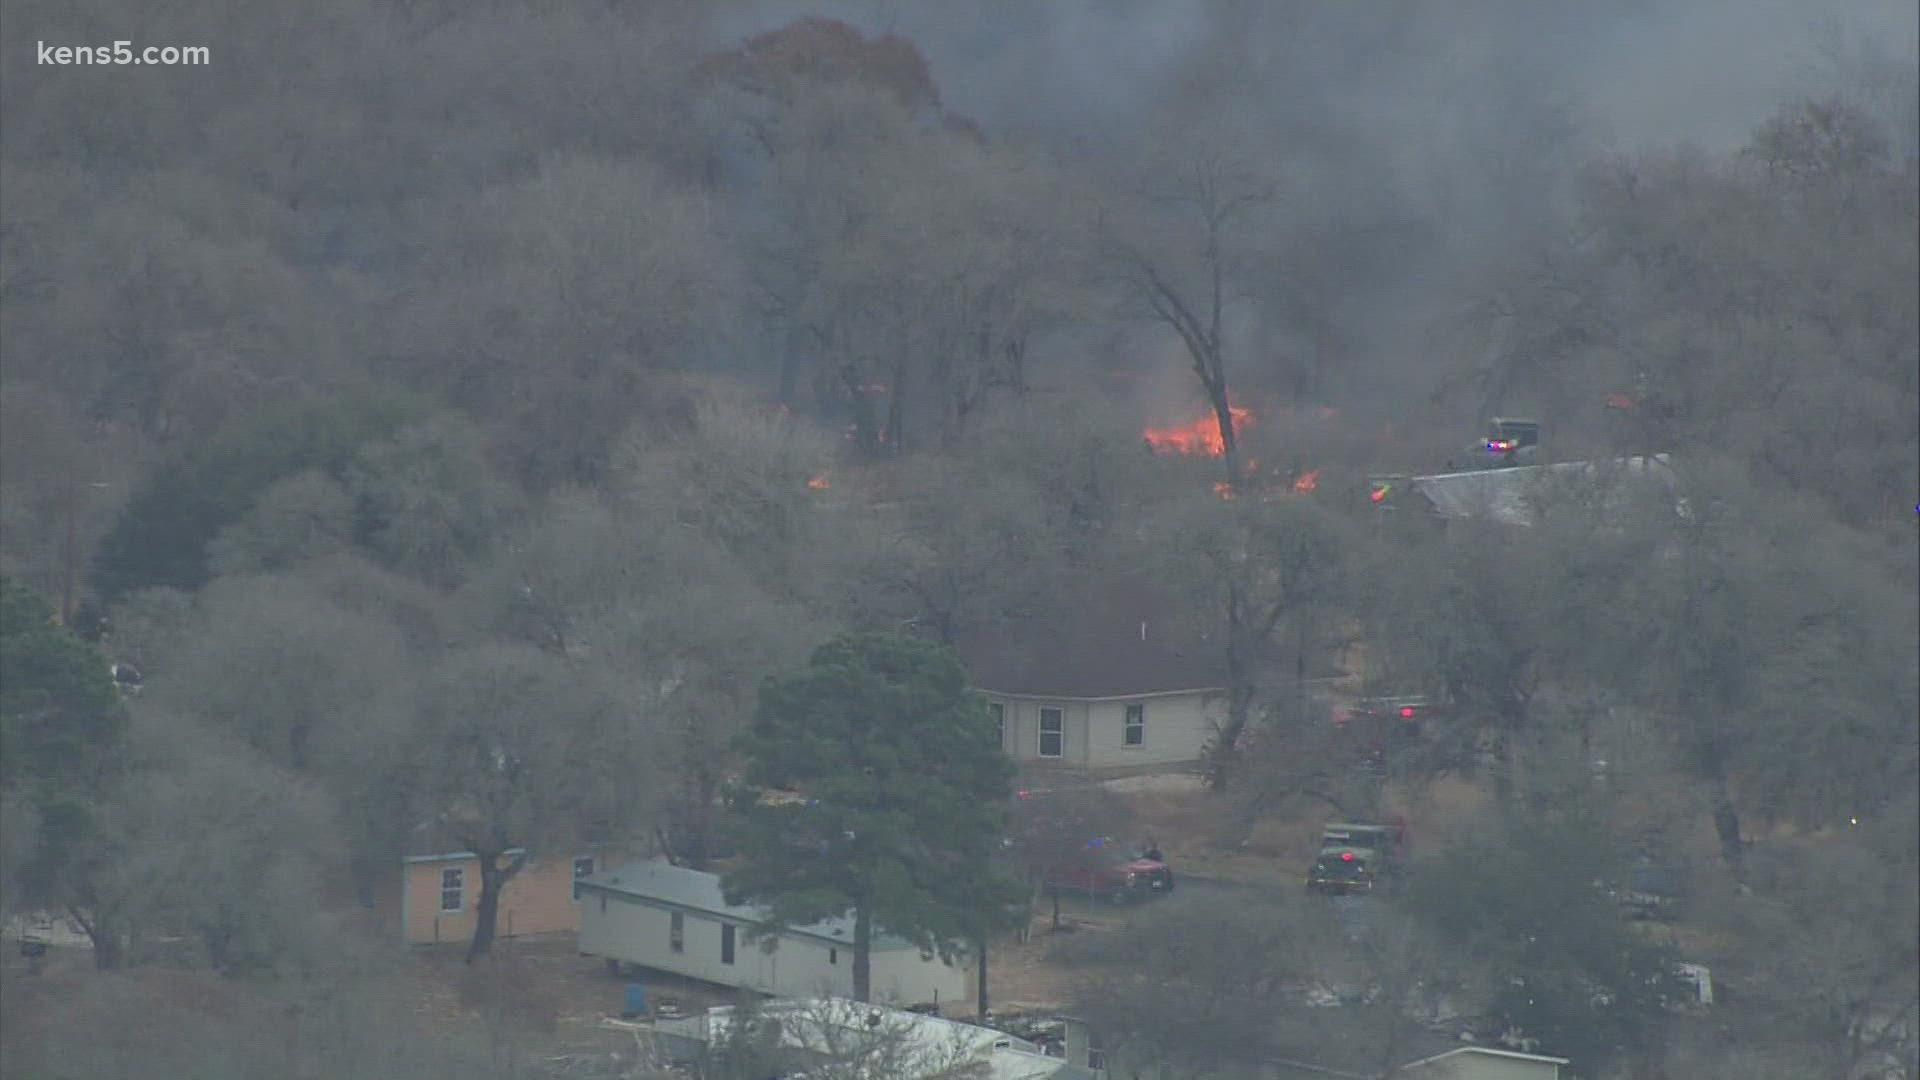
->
[953,579,1228,698]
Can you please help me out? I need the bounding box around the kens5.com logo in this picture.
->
[38,40,210,65]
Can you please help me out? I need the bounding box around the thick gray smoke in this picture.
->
[706,1,1916,154]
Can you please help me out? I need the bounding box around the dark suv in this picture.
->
[1045,840,1174,904]
[1306,848,1380,895]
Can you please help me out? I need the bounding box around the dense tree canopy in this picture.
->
[0,3,1912,1075]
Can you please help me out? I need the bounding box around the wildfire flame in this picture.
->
[1292,469,1321,494]
[807,474,831,491]
[1144,406,1252,456]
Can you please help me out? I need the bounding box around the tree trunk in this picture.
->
[688,770,721,871]
[883,358,907,456]
[852,903,873,1003]
[842,365,880,456]
[1208,385,1242,484]
[778,330,802,407]
[1708,776,1746,874]
[1208,685,1255,790]
[976,937,990,1022]
[466,851,527,964]
[70,906,123,971]
[1489,728,1515,805]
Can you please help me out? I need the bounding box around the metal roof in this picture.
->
[577,860,919,951]
[659,999,1095,1080]
[1400,1045,1571,1068]
[1410,454,1677,527]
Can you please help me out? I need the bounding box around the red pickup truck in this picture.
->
[1044,839,1175,904]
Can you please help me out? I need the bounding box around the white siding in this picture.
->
[578,893,964,1006]
[867,945,969,1009]
[991,691,1222,768]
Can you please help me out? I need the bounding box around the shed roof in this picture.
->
[577,860,919,951]
[953,578,1227,698]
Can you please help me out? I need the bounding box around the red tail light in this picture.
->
[1399,706,1417,719]
[1340,851,1355,862]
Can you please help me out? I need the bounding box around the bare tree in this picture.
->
[1131,485,1356,787]
[1706,803,1919,1080]
[1065,891,1309,1077]
[408,644,652,962]
[1098,140,1278,484]
[709,997,991,1080]
[1004,781,1138,932]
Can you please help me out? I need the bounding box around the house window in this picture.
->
[439,868,464,913]
[830,948,838,965]
[1124,703,1145,747]
[572,857,596,903]
[1038,708,1063,758]
[670,912,684,954]
[721,923,736,965]
[988,702,1005,748]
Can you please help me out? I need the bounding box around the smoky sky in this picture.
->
[706,0,1918,154]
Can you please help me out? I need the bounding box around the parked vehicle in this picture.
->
[1465,417,1543,470]
[1319,821,1408,863]
[1305,820,1409,896]
[1306,848,1378,895]
[1044,839,1174,904]
[1609,857,1687,921]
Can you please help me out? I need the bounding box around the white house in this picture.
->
[957,581,1230,771]
[575,860,967,1008]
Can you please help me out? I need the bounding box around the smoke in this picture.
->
[704,0,1916,154]
[695,1,1916,426]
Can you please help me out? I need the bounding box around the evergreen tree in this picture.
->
[722,631,1021,1002]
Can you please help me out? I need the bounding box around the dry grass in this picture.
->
[1104,773,1498,886]
[405,933,733,1055]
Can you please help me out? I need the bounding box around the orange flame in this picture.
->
[807,474,831,491]
[1292,469,1321,494]
[1144,406,1252,456]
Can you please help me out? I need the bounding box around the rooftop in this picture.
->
[1411,454,1678,527]
[577,860,919,951]
[954,578,1227,698]
[658,998,1097,1080]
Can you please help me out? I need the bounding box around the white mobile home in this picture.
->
[575,861,967,1008]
